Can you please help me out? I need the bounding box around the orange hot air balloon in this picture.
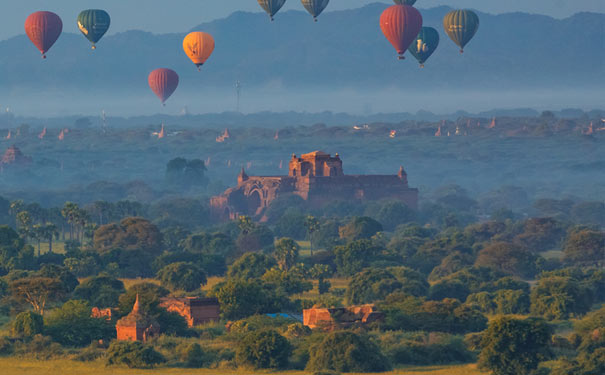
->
[183,32,215,71]
[380,5,423,60]
[25,11,63,59]
[148,68,179,105]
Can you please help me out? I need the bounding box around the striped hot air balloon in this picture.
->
[25,11,63,58]
[257,0,287,21]
[380,5,423,60]
[301,0,330,22]
[148,69,179,105]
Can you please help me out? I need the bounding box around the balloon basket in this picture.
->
[397,56,405,60]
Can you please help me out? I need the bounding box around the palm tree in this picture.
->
[304,216,320,256]
[16,211,32,239]
[61,202,79,240]
[42,223,59,254]
[9,200,24,229]
[32,224,44,256]
[274,238,300,271]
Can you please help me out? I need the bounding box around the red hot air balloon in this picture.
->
[25,11,63,59]
[380,5,422,60]
[148,68,179,105]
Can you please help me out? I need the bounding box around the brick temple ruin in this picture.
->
[211,151,418,220]
[303,304,385,331]
[159,297,220,327]
[116,294,160,342]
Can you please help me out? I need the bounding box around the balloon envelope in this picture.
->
[25,11,63,58]
[408,26,439,66]
[443,9,479,52]
[183,32,215,69]
[78,9,111,49]
[301,0,330,21]
[380,5,423,59]
[257,0,287,21]
[148,68,179,105]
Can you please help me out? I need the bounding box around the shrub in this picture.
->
[181,342,204,368]
[235,329,291,369]
[380,331,474,365]
[12,311,44,338]
[13,334,63,359]
[45,300,114,347]
[106,340,165,368]
[307,331,390,373]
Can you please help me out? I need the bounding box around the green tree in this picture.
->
[9,277,65,315]
[563,229,604,267]
[73,275,125,307]
[94,217,163,255]
[307,331,391,373]
[475,242,539,279]
[227,252,276,280]
[236,329,291,369]
[346,268,402,304]
[530,276,593,320]
[273,238,299,271]
[338,216,383,241]
[211,279,285,320]
[478,316,552,375]
[12,311,44,338]
[334,239,382,276]
[156,262,207,292]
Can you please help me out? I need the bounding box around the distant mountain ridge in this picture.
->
[0,3,603,92]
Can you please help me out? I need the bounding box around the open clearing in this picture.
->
[0,359,486,375]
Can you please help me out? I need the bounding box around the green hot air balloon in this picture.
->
[257,0,287,21]
[393,0,417,5]
[301,0,330,22]
[443,9,479,53]
[78,9,111,50]
[408,27,439,67]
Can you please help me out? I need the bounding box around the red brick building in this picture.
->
[115,294,160,342]
[303,304,384,331]
[159,297,220,327]
[211,151,418,220]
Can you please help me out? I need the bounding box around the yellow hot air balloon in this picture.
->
[183,32,215,71]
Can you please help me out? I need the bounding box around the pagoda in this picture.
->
[115,294,160,342]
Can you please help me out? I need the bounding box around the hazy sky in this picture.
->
[4,0,604,41]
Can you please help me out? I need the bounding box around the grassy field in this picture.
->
[0,358,486,375]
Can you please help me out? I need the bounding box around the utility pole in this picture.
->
[235,80,242,113]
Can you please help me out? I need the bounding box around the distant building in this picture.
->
[1,145,32,166]
[211,151,418,220]
[159,297,220,327]
[115,294,160,342]
[303,304,384,331]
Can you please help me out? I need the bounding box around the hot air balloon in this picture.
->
[301,0,330,22]
[25,11,63,59]
[258,0,287,21]
[443,9,479,53]
[380,5,423,60]
[393,0,417,5]
[77,9,111,50]
[408,26,439,67]
[183,32,215,71]
[148,69,179,106]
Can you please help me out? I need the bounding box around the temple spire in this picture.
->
[238,167,249,184]
[398,166,408,185]
[132,294,140,313]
